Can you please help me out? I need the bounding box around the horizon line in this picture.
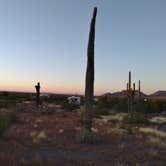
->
[0,89,165,96]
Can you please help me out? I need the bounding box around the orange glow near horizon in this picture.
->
[0,80,156,95]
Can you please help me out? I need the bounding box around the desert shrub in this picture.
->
[0,116,11,136]
[126,126,133,134]
[0,112,18,137]
[112,98,128,112]
[135,100,159,114]
[93,107,109,115]
[8,112,18,123]
[61,100,80,111]
[153,100,166,113]
[77,129,101,144]
[123,112,148,124]
[96,97,128,113]
[97,97,119,109]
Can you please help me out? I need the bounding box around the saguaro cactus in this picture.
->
[138,80,141,100]
[81,7,97,143]
[35,82,40,109]
[126,71,135,113]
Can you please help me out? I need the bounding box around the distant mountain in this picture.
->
[112,91,126,97]
[101,90,147,98]
[134,91,147,97]
[150,91,166,97]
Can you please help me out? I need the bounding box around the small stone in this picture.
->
[36,119,43,123]
[92,128,98,133]
[37,131,47,139]
[34,124,38,128]
[59,129,64,133]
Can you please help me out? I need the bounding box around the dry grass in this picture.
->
[139,127,166,138]
[147,135,166,148]
[100,113,127,122]
[149,116,166,124]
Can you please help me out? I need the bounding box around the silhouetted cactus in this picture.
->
[35,82,40,109]
[81,7,97,143]
[138,80,141,100]
[126,71,135,113]
[84,7,97,131]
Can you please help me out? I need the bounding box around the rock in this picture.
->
[36,119,43,123]
[91,128,98,133]
[34,124,38,128]
[32,131,47,143]
[37,131,47,139]
[59,129,64,134]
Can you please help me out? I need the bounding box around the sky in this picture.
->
[0,0,166,95]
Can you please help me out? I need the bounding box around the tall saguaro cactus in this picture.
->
[35,82,40,109]
[138,80,141,100]
[126,71,135,113]
[82,7,97,143]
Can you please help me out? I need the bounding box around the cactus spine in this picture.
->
[84,7,97,132]
[35,82,40,109]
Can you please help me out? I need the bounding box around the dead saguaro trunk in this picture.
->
[84,7,97,132]
[35,82,40,109]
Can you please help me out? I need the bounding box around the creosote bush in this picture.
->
[123,111,148,124]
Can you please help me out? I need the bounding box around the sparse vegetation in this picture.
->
[0,116,11,136]
[60,99,80,111]
[77,129,101,144]
[123,111,148,124]
[0,112,18,137]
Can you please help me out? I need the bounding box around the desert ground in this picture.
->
[0,100,165,166]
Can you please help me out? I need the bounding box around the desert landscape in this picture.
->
[0,91,166,165]
[0,0,166,165]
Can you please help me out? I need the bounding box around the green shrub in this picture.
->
[93,108,109,115]
[96,97,128,113]
[112,99,128,112]
[0,116,11,136]
[135,100,161,114]
[123,112,148,124]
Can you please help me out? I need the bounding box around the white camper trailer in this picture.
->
[68,96,81,105]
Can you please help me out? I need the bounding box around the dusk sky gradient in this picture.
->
[0,0,166,95]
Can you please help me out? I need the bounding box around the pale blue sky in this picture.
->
[0,0,166,94]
